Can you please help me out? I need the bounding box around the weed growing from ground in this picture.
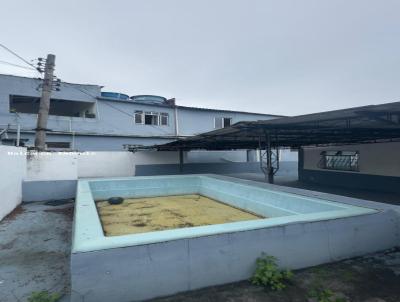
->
[27,291,61,302]
[251,253,293,291]
[308,287,347,302]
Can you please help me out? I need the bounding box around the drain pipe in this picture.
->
[174,106,179,137]
[16,124,20,146]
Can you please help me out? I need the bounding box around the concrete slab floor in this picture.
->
[0,201,73,302]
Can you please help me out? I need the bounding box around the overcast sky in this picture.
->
[1,0,399,116]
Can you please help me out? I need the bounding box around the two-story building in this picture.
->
[0,74,282,153]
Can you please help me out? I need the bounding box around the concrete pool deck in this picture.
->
[0,201,73,302]
[71,174,400,302]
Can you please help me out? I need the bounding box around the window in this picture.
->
[160,112,169,126]
[134,110,143,124]
[319,151,359,171]
[134,111,169,126]
[214,117,232,129]
[145,112,159,125]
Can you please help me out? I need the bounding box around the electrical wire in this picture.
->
[0,43,39,71]
[0,60,37,71]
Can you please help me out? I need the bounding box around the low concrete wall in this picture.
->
[77,152,135,178]
[0,146,27,220]
[27,152,78,181]
[71,209,400,302]
[22,150,286,201]
[71,175,399,301]
[299,143,400,193]
[24,152,78,202]
[22,180,77,202]
[135,162,262,176]
[303,142,400,177]
[299,168,400,193]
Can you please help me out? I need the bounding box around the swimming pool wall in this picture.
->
[71,174,400,302]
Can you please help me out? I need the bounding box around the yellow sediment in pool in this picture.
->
[96,194,264,236]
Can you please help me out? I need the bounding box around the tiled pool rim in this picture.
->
[73,174,378,253]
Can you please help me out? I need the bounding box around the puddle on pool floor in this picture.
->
[96,194,264,236]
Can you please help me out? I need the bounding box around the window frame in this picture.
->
[134,110,169,126]
[134,110,144,124]
[144,111,160,126]
[214,117,233,129]
[160,112,169,126]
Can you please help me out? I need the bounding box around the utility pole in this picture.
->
[34,54,55,151]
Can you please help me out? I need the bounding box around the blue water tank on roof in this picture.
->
[130,95,167,104]
[101,92,130,100]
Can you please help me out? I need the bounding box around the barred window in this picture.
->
[319,151,359,171]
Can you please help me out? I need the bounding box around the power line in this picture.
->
[0,60,37,71]
[0,43,39,71]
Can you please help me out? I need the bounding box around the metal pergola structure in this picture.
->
[140,101,400,183]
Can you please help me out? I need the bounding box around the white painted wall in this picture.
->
[131,151,179,175]
[26,152,78,181]
[78,152,135,178]
[24,151,180,180]
[0,146,27,221]
[303,142,400,177]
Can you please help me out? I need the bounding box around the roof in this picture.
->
[97,96,284,117]
[149,101,400,151]
[176,105,284,117]
[2,74,282,117]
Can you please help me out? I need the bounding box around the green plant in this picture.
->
[28,291,61,302]
[251,254,293,291]
[308,287,347,302]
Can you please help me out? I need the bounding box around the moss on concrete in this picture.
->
[97,194,263,236]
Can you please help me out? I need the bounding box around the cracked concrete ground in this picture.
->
[0,202,73,302]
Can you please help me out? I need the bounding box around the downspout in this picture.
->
[69,118,75,150]
[16,124,20,146]
[174,106,179,137]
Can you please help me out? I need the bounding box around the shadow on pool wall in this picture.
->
[71,174,400,302]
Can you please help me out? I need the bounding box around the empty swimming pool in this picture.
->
[71,174,399,302]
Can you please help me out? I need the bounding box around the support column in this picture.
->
[266,134,274,184]
[179,149,184,174]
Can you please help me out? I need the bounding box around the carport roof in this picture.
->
[147,101,400,150]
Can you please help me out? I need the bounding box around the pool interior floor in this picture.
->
[96,194,264,236]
